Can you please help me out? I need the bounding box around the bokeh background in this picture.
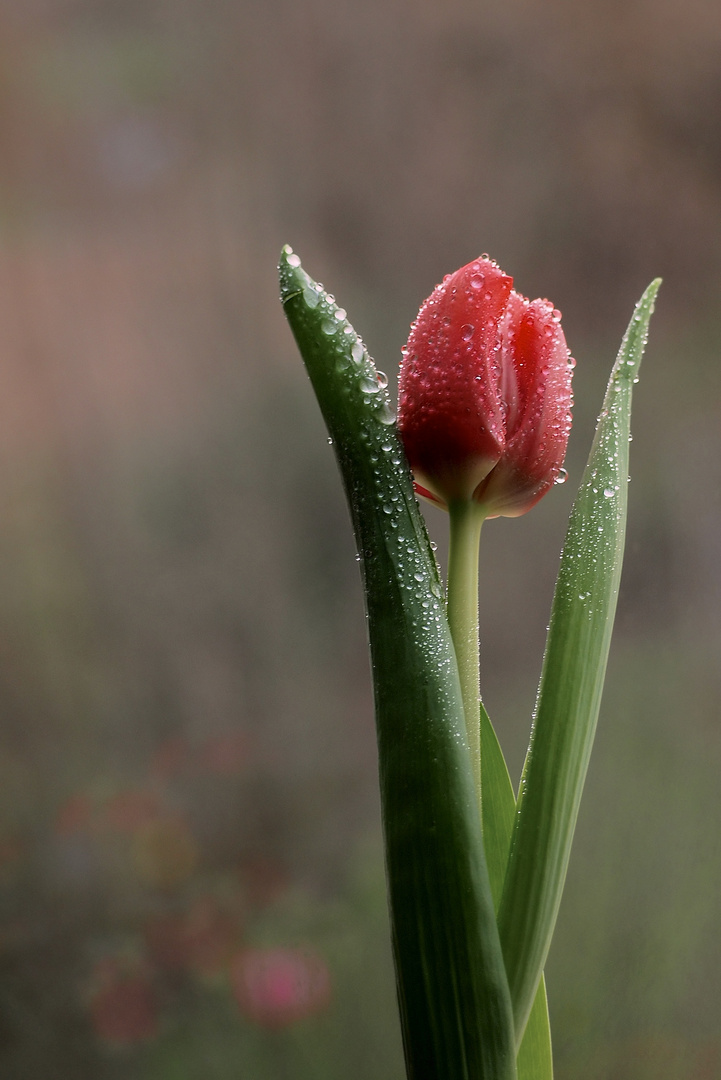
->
[0,1,719,1077]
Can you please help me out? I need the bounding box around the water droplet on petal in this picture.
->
[554,468,568,485]
[360,373,380,394]
[461,324,475,341]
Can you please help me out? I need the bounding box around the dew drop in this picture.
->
[360,374,381,394]
[351,341,365,364]
[321,320,336,335]
[603,487,615,498]
[376,371,389,389]
[287,252,301,268]
[461,324,475,341]
[555,468,568,485]
[377,402,396,425]
[303,286,320,309]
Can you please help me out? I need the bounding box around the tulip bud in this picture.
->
[398,256,574,518]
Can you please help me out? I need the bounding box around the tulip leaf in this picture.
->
[481,704,554,1078]
[496,279,662,1044]
[279,247,517,1080]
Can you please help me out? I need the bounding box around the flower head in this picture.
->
[397,256,574,518]
[88,959,159,1046]
[230,947,331,1028]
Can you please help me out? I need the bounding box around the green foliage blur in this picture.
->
[0,1,718,1076]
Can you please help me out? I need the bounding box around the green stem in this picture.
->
[447,498,487,806]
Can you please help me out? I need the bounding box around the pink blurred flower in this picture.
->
[132,815,199,889]
[144,896,242,977]
[54,793,94,836]
[242,857,289,908]
[150,736,191,780]
[103,789,161,832]
[230,946,331,1028]
[200,731,248,775]
[88,960,159,1047]
[143,912,190,973]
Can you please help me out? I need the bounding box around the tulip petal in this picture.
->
[475,295,573,518]
[496,278,661,1044]
[398,258,512,503]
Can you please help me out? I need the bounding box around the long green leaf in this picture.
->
[279,247,516,1080]
[497,279,661,1043]
[481,705,554,1079]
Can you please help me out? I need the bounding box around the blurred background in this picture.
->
[0,0,718,1076]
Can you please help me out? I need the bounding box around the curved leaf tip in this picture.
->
[612,277,661,386]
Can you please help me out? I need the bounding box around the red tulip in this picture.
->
[397,256,574,518]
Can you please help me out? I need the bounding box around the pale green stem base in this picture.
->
[447,499,487,807]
